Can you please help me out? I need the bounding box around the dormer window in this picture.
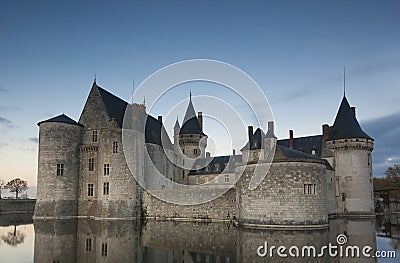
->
[253,140,258,148]
[311,149,316,155]
[214,163,220,172]
[206,165,210,172]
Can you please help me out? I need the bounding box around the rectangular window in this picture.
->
[214,164,220,172]
[86,238,92,252]
[103,182,109,195]
[89,158,94,171]
[92,130,98,142]
[311,149,316,155]
[193,148,198,155]
[304,184,316,195]
[224,174,230,183]
[367,153,371,166]
[88,183,94,196]
[112,141,118,153]
[104,164,110,175]
[101,243,108,257]
[56,164,64,176]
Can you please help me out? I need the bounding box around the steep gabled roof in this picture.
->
[278,135,323,157]
[38,114,82,126]
[188,155,243,175]
[145,115,173,149]
[276,145,321,160]
[96,85,128,128]
[328,96,371,140]
[241,128,265,151]
[180,99,205,135]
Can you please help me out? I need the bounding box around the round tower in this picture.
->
[326,96,374,216]
[34,114,83,219]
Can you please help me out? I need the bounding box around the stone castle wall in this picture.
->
[142,188,236,221]
[237,161,329,227]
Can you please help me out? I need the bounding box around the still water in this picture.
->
[0,215,399,263]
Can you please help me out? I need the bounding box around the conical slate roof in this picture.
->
[328,96,371,141]
[174,118,180,129]
[180,99,205,135]
[38,114,82,126]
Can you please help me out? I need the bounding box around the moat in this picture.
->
[0,215,398,262]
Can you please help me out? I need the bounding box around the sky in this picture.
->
[0,0,399,186]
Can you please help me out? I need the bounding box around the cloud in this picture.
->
[0,142,8,148]
[352,57,400,78]
[0,115,12,125]
[0,85,6,92]
[0,106,22,111]
[362,111,400,177]
[29,137,39,143]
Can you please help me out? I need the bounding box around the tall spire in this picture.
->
[343,66,346,97]
[94,73,97,84]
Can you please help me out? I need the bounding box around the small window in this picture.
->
[367,153,371,166]
[311,149,316,155]
[88,184,94,196]
[101,243,108,257]
[224,174,230,183]
[206,165,210,172]
[89,158,95,171]
[86,238,92,252]
[303,184,316,195]
[224,163,228,170]
[56,164,64,176]
[103,182,109,195]
[104,164,110,176]
[253,140,258,147]
[214,164,220,172]
[92,130,98,143]
[112,141,118,153]
[193,149,198,155]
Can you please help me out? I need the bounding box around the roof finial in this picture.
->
[343,66,346,97]
[143,96,146,106]
[189,89,192,101]
[94,73,97,84]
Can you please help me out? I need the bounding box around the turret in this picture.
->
[34,114,83,218]
[326,96,374,216]
[178,95,207,159]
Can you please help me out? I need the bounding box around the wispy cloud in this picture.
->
[0,115,12,126]
[29,137,39,143]
[362,111,400,177]
[352,57,400,78]
[0,106,23,111]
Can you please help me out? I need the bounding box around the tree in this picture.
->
[384,164,400,190]
[5,178,28,199]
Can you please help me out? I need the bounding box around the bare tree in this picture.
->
[5,178,28,199]
[384,164,400,190]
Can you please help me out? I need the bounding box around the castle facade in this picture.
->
[34,81,374,228]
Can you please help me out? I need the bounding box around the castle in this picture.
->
[34,80,374,229]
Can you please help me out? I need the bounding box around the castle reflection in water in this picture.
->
[32,218,380,263]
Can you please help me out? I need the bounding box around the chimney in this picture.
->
[289,129,294,149]
[232,149,236,156]
[206,152,210,161]
[248,126,253,142]
[268,121,274,134]
[157,116,162,123]
[351,107,356,117]
[322,124,329,140]
[198,112,203,130]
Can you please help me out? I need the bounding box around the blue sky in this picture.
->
[0,0,399,185]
